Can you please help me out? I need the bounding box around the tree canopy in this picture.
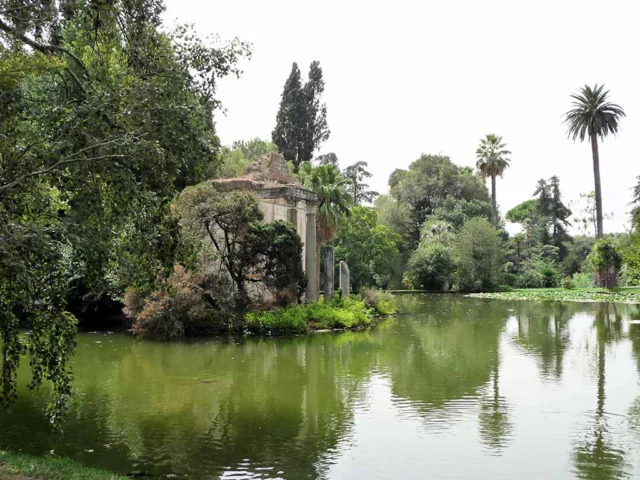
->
[343,161,379,206]
[389,154,491,247]
[0,0,249,417]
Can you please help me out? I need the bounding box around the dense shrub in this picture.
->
[128,266,212,340]
[453,218,504,292]
[622,235,640,286]
[124,267,238,340]
[245,309,308,335]
[561,276,575,290]
[361,289,399,316]
[513,246,561,288]
[243,220,306,305]
[406,243,455,290]
[589,238,622,288]
[561,236,595,276]
[572,271,593,288]
[245,294,398,336]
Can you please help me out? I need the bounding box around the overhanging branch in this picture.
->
[0,154,130,193]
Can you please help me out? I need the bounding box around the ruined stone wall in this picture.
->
[257,197,308,270]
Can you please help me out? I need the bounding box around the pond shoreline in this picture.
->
[0,450,127,480]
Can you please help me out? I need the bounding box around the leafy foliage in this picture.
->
[0,0,249,416]
[242,220,306,305]
[342,161,379,205]
[506,200,538,224]
[245,294,397,335]
[589,238,623,288]
[176,183,305,309]
[406,243,456,290]
[389,154,491,247]
[333,206,401,289]
[622,236,640,286]
[562,236,595,276]
[216,138,278,178]
[298,163,351,244]
[316,152,339,166]
[453,218,505,292]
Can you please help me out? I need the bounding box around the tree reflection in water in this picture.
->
[573,303,629,480]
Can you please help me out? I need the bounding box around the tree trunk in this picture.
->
[491,175,497,226]
[590,133,604,238]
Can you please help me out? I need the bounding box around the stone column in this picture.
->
[339,261,350,298]
[324,246,335,300]
[305,202,318,302]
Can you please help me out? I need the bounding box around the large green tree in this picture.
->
[565,84,625,238]
[389,154,491,247]
[475,134,511,226]
[453,218,505,292]
[342,161,379,206]
[0,0,249,416]
[333,206,401,289]
[272,61,329,168]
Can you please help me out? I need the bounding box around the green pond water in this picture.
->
[3,295,640,479]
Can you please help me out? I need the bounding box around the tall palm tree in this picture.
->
[565,84,625,238]
[300,163,351,291]
[476,134,511,226]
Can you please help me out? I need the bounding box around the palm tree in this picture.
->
[565,84,625,238]
[300,163,351,291]
[476,134,511,226]
[513,232,525,271]
[421,220,454,246]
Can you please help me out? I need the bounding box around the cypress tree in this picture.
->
[272,61,330,168]
[272,63,307,165]
[303,61,330,161]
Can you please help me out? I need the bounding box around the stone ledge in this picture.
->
[212,179,316,204]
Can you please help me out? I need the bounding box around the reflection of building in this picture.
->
[214,153,318,300]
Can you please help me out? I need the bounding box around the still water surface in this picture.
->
[3,295,640,479]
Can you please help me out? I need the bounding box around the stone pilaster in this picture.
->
[305,202,318,302]
[324,246,335,300]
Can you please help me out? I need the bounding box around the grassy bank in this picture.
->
[468,287,640,304]
[245,292,398,335]
[0,451,126,480]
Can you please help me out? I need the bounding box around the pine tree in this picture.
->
[272,61,330,168]
[343,161,379,205]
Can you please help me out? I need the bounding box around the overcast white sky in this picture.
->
[164,0,639,234]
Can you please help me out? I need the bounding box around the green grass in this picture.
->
[0,450,127,480]
[468,287,640,304]
[245,294,398,335]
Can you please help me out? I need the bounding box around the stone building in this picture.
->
[213,153,319,301]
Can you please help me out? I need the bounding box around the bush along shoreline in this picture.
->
[246,291,398,336]
[467,287,640,304]
[126,286,398,340]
